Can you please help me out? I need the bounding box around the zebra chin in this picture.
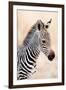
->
[48,50,55,61]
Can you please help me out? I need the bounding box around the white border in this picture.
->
[13,5,62,85]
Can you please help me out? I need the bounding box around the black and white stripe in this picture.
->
[17,46,40,80]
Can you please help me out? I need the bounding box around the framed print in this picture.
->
[9,1,64,88]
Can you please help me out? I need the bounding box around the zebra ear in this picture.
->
[36,20,44,31]
[47,18,52,24]
[45,18,52,29]
[36,20,41,31]
[38,23,41,31]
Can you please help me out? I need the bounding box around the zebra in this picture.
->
[17,19,55,80]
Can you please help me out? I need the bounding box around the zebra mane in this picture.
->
[23,23,37,46]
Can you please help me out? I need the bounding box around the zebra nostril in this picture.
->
[48,51,55,61]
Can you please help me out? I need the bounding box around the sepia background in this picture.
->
[17,10,58,79]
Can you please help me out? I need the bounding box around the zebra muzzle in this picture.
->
[48,50,55,61]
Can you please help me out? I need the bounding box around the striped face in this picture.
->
[36,19,55,61]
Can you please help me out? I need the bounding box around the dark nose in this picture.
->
[48,50,55,61]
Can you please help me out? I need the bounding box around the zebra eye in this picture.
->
[42,40,46,43]
[45,25,49,29]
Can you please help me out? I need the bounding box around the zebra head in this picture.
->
[36,19,55,61]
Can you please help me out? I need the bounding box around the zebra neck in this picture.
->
[23,28,36,47]
[29,45,40,60]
